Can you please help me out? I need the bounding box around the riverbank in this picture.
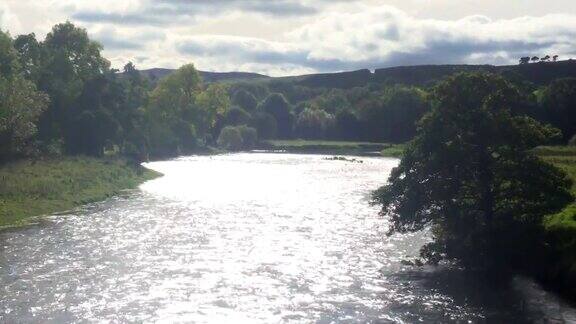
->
[533,146,576,295]
[258,140,405,157]
[0,156,161,229]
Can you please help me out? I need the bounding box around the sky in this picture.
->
[1,0,576,76]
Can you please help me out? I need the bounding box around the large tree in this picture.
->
[0,30,49,161]
[36,22,110,147]
[541,78,576,142]
[259,93,294,139]
[373,73,574,270]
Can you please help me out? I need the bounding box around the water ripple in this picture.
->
[0,153,574,323]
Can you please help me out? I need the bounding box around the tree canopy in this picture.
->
[373,73,574,269]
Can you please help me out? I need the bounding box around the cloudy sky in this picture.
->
[1,0,576,76]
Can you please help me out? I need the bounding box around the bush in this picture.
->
[217,126,244,151]
[217,125,259,151]
[238,125,258,149]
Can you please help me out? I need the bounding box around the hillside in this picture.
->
[137,68,270,84]
[288,60,576,88]
[138,60,576,88]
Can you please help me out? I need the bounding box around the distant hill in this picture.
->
[136,60,576,88]
[282,60,576,89]
[136,68,270,84]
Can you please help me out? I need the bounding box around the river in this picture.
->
[0,153,575,323]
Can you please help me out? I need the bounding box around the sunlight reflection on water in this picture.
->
[0,153,572,323]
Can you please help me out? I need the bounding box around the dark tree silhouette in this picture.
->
[373,73,573,270]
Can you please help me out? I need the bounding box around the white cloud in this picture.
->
[174,5,576,75]
[0,3,21,34]
[1,1,576,76]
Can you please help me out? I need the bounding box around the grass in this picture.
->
[0,156,161,228]
[380,143,406,158]
[259,139,405,157]
[534,146,576,278]
[537,146,576,231]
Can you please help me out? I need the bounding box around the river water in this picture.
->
[1,153,575,323]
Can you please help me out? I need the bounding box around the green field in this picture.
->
[259,140,405,157]
[0,157,161,228]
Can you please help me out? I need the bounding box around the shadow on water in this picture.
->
[384,265,576,323]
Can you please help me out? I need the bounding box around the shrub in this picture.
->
[238,125,258,149]
[217,126,244,151]
[217,125,259,151]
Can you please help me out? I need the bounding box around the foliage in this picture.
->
[294,107,336,139]
[0,30,20,77]
[196,83,231,133]
[238,125,258,149]
[232,89,258,112]
[541,78,576,141]
[253,112,277,139]
[373,73,574,270]
[226,107,251,126]
[0,75,49,160]
[217,125,258,151]
[13,33,43,82]
[259,93,294,139]
[358,85,429,143]
[0,30,49,161]
[146,64,228,156]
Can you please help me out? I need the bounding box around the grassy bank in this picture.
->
[380,143,406,158]
[0,157,161,228]
[533,146,576,292]
[259,140,404,157]
[536,146,576,231]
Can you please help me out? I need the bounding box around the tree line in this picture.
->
[519,55,560,64]
[1,22,576,165]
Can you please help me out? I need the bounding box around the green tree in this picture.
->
[13,33,43,82]
[373,73,574,270]
[541,78,576,141]
[0,30,49,161]
[0,30,19,78]
[252,112,277,139]
[259,93,293,139]
[119,62,150,160]
[379,86,429,142]
[232,89,258,112]
[68,109,120,156]
[217,126,243,151]
[335,109,360,140]
[295,108,336,139]
[225,107,251,126]
[36,22,110,146]
[312,89,350,114]
[147,64,202,151]
[196,83,231,135]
